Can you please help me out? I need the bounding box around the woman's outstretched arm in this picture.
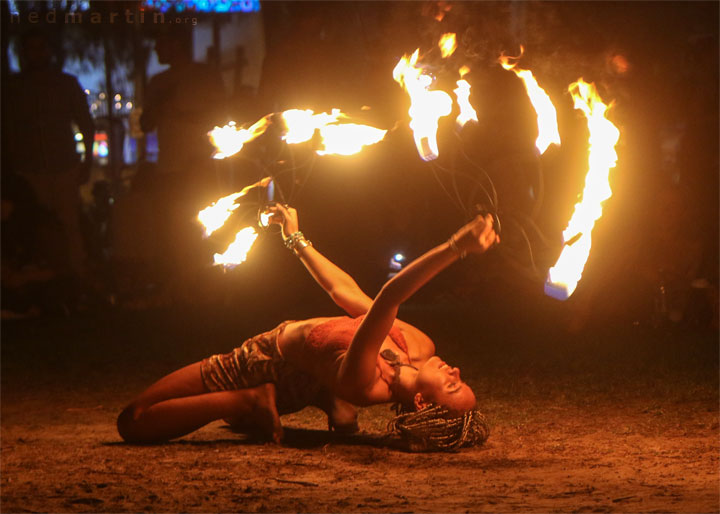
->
[267,204,372,317]
[336,215,499,402]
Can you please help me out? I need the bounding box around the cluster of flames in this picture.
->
[208,109,387,160]
[199,33,620,301]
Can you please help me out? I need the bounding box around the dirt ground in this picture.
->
[2,303,718,513]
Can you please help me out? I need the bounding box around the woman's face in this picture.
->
[415,356,476,412]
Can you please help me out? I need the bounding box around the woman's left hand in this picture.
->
[265,203,300,241]
[451,214,500,255]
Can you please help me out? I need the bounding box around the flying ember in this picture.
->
[498,49,561,154]
[439,33,457,58]
[213,227,259,268]
[393,49,453,161]
[545,79,620,301]
[454,66,478,129]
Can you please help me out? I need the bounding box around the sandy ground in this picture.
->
[1,304,718,513]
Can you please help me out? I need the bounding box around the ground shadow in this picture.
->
[103,425,407,450]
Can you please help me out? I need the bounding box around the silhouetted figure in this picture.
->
[1,173,64,318]
[3,29,95,281]
[141,29,226,177]
[137,29,227,303]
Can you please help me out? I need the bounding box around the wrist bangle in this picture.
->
[292,237,312,255]
[448,235,467,260]
[284,231,312,255]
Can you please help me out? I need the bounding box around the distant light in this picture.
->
[142,0,260,13]
[84,89,90,95]
[115,102,122,110]
[74,133,84,141]
[99,92,106,100]
[389,252,405,271]
[114,94,121,101]
[126,101,133,109]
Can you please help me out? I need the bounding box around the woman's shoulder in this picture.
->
[393,319,436,359]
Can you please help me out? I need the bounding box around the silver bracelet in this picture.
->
[448,235,467,260]
[284,231,312,255]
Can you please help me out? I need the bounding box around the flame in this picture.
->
[281,109,344,144]
[545,79,620,300]
[454,66,477,128]
[213,226,259,267]
[498,49,560,154]
[393,49,453,161]
[439,33,457,58]
[197,191,244,237]
[317,123,387,156]
[208,116,271,159]
[197,177,273,237]
[282,108,386,155]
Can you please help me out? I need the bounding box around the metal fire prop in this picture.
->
[199,34,620,301]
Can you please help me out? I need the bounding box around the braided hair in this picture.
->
[387,404,490,452]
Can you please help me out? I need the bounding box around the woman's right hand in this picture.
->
[266,203,299,241]
[450,214,500,255]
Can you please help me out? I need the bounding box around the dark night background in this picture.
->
[0,2,718,512]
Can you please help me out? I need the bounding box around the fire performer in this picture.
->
[117,205,499,451]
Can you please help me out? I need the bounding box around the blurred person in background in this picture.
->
[2,28,95,299]
[137,27,227,304]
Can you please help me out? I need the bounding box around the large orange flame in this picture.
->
[393,49,453,161]
[498,48,560,154]
[545,80,620,300]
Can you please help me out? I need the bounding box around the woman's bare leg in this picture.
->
[117,362,282,443]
